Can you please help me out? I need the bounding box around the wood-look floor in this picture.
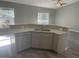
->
[15,48,79,58]
[16,48,66,58]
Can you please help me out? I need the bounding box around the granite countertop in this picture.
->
[0,28,67,35]
[10,28,66,35]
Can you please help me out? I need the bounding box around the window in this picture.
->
[0,7,15,25]
[38,13,49,25]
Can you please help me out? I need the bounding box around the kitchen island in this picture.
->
[0,24,69,57]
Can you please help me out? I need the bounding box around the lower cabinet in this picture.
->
[15,31,66,53]
[32,32,67,53]
[32,32,53,49]
[15,32,32,52]
[52,34,59,52]
[32,32,41,48]
[52,33,67,53]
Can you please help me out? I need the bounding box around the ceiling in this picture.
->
[1,0,79,9]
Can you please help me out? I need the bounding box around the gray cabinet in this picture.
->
[40,33,53,49]
[52,33,59,52]
[15,31,66,53]
[52,33,67,53]
[32,32,66,53]
[32,32,41,48]
[15,32,32,52]
[32,32,53,49]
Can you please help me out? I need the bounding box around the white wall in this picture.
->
[15,5,56,25]
[55,1,79,31]
[1,1,79,30]
[0,1,56,25]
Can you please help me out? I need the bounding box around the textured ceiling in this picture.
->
[1,0,79,9]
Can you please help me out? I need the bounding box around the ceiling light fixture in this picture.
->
[57,0,64,7]
[52,0,66,7]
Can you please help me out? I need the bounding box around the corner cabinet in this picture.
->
[32,32,53,49]
[52,33,67,53]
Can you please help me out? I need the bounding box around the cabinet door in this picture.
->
[52,33,66,53]
[52,33,59,51]
[15,33,23,52]
[57,34,67,53]
[32,32,41,48]
[15,32,31,52]
[40,33,53,49]
[32,32,53,49]
[21,32,32,50]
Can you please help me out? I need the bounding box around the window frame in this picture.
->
[37,12,49,25]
